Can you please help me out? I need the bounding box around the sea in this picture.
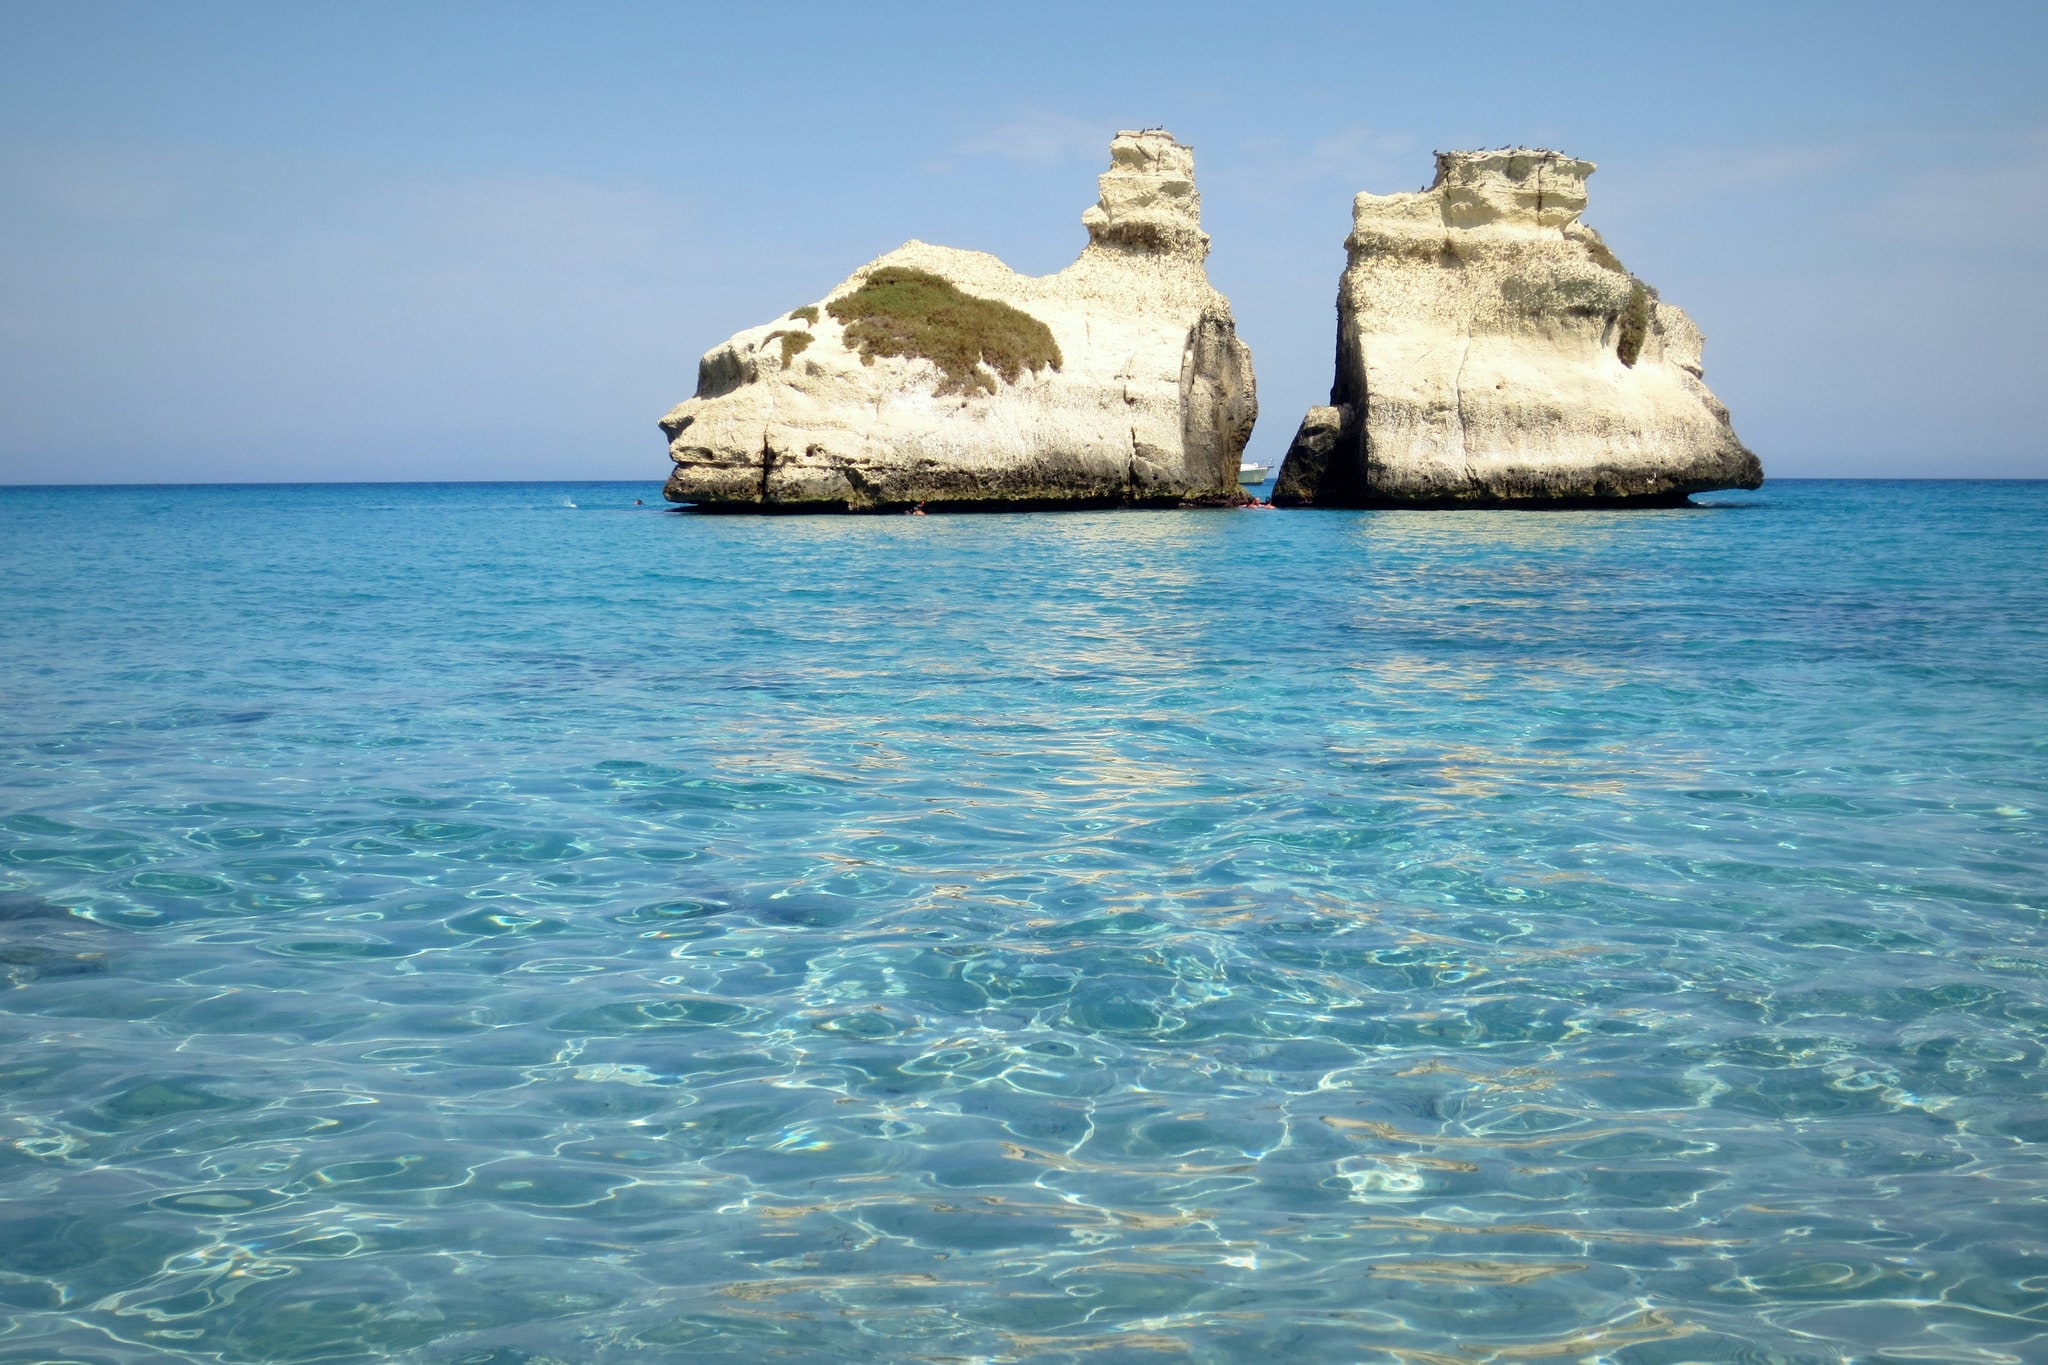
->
[0,478,2043,1364]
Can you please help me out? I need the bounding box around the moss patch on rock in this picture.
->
[826,267,1061,396]
[1500,271,1617,319]
[1581,235,1626,274]
[1616,281,1651,367]
[788,305,819,325]
[1352,229,1458,267]
[764,330,813,366]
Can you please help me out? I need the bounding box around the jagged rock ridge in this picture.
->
[1274,149,1762,508]
[661,130,1256,511]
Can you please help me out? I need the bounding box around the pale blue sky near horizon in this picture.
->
[2,0,2044,485]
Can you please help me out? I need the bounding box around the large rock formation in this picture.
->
[661,131,1256,511]
[1274,149,1761,508]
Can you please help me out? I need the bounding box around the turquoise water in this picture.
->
[1,480,2044,1364]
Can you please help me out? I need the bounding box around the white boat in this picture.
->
[1238,463,1270,485]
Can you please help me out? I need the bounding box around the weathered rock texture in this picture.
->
[661,131,1256,511]
[1274,149,1761,508]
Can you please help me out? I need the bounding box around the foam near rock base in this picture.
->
[659,130,1256,512]
[1274,148,1763,508]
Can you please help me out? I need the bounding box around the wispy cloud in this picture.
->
[0,137,695,282]
[956,111,1111,166]
[0,144,180,224]
[1586,129,2048,254]
[0,134,709,475]
[1851,129,2048,249]
[1293,126,1421,186]
[1593,142,1865,215]
[1215,125,1419,200]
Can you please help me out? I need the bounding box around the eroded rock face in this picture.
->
[661,130,1256,511]
[1273,149,1761,508]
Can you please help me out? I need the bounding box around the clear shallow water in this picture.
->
[0,479,2044,1365]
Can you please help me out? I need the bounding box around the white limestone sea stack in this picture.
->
[660,130,1256,511]
[1274,149,1762,508]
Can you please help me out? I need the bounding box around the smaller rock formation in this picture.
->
[1274,149,1761,508]
[660,130,1256,511]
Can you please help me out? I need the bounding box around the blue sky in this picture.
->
[2,0,2044,484]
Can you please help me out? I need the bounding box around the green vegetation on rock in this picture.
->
[1581,236,1626,274]
[1500,270,1615,318]
[826,267,1061,396]
[764,330,813,366]
[1353,229,1456,266]
[1616,280,1651,368]
[788,305,819,325]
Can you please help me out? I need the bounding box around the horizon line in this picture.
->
[5,476,2048,491]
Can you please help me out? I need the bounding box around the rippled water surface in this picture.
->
[1,480,2044,1364]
